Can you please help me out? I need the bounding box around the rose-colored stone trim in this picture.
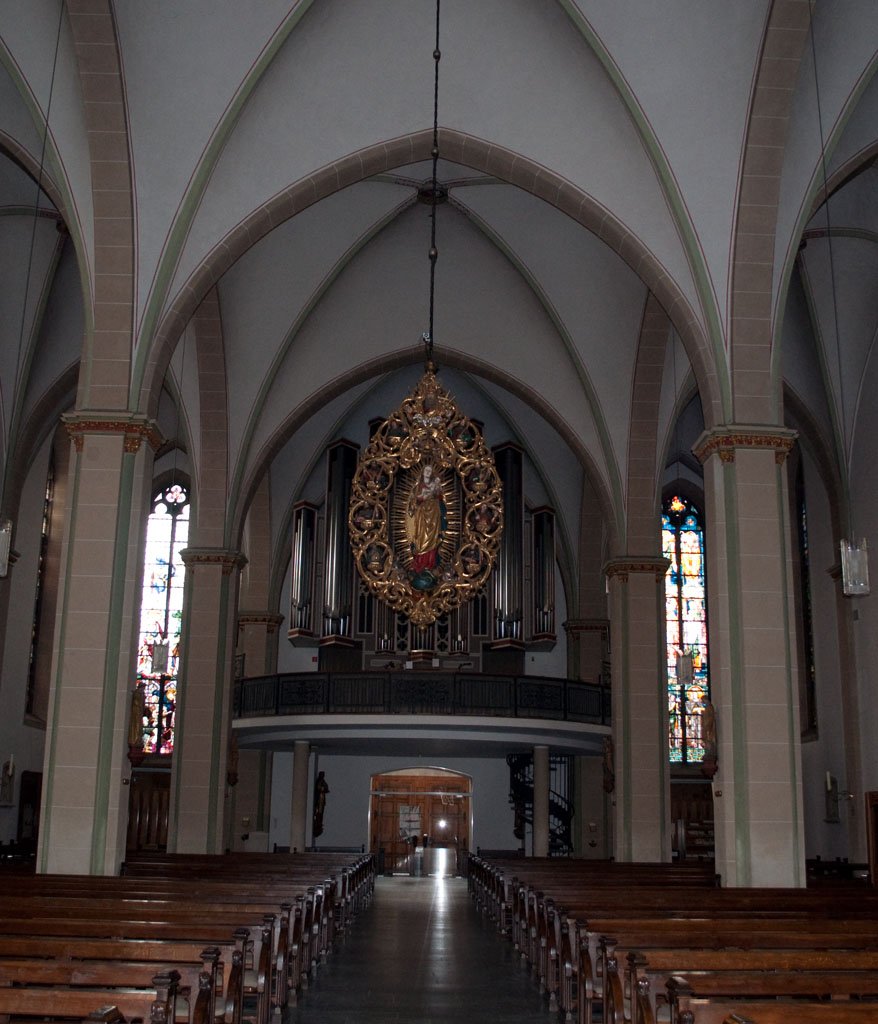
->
[62,413,163,454]
[730,2,812,420]
[144,130,717,429]
[627,295,671,552]
[692,426,797,466]
[180,548,248,576]
[68,0,135,412]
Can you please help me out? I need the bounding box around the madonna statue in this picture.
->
[406,464,446,578]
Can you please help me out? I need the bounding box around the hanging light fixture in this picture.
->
[348,0,503,627]
[807,8,869,597]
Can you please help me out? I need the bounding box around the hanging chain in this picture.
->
[424,0,441,364]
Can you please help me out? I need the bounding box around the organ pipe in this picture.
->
[322,440,359,642]
[288,502,317,641]
[531,506,556,645]
[491,443,524,647]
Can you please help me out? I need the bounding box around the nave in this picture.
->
[287,875,548,1024]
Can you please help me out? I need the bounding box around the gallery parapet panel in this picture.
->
[233,671,610,726]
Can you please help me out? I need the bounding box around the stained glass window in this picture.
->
[135,483,189,754]
[663,495,709,764]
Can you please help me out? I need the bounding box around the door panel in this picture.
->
[370,771,470,874]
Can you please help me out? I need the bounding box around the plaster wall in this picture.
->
[268,752,515,855]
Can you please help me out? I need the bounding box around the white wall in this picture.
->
[267,751,516,854]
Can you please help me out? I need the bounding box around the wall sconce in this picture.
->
[825,773,855,824]
[0,519,12,578]
[840,539,870,596]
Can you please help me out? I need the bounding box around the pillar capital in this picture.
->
[603,556,669,583]
[563,617,609,635]
[238,611,285,634]
[692,425,797,466]
[62,412,164,454]
[180,547,248,575]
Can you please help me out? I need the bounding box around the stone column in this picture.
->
[532,744,550,857]
[695,426,805,887]
[564,619,609,684]
[605,557,671,862]
[170,547,246,853]
[38,416,160,874]
[228,613,283,851]
[229,476,277,851]
[574,754,609,859]
[290,740,311,853]
[237,613,285,679]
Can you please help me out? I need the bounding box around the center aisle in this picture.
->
[286,874,549,1024]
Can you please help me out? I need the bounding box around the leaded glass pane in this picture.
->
[664,496,710,765]
[135,485,189,755]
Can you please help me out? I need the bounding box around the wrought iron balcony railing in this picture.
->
[233,671,610,725]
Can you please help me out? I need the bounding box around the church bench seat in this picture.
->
[0,853,375,1022]
[495,872,878,1019]
[587,924,878,1024]
[0,888,328,1013]
[0,967,207,1024]
[468,855,878,1024]
[0,959,221,1023]
[0,918,266,1024]
[549,902,878,1020]
[670,993,878,1024]
[626,950,878,1024]
[0,935,244,1022]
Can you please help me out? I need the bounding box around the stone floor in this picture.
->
[285,870,551,1023]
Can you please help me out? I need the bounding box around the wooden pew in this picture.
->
[467,854,878,1024]
[496,869,878,1020]
[592,921,878,1024]
[0,851,372,1019]
[0,968,204,1024]
[0,853,375,1023]
[0,936,243,1022]
[627,949,878,1024]
[669,986,878,1024]
[0,895,328,1017]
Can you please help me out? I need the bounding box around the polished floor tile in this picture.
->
[285,875,550,1024]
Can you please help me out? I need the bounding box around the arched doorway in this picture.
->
[369,767,472,877]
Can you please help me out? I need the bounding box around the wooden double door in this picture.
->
[370,769,471,874]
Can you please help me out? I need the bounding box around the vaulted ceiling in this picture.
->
[1,1,877,603]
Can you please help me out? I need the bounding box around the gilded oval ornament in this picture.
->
[349,363,503,627]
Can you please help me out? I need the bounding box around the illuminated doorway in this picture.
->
[369,767,472,877]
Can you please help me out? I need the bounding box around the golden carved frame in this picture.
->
[348,364,503,627]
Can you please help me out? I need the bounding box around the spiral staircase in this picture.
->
[507,752,574,856]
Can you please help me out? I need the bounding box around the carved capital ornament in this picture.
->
[692,425,797,466]
[348,362,503,627]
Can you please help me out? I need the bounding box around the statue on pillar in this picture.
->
[226,732,239,788]
[312,771,329,838]
[602,736,615,794]
[127,682,146,766]
[700,699,718,779]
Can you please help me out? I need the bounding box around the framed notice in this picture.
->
[398,804,421,839]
